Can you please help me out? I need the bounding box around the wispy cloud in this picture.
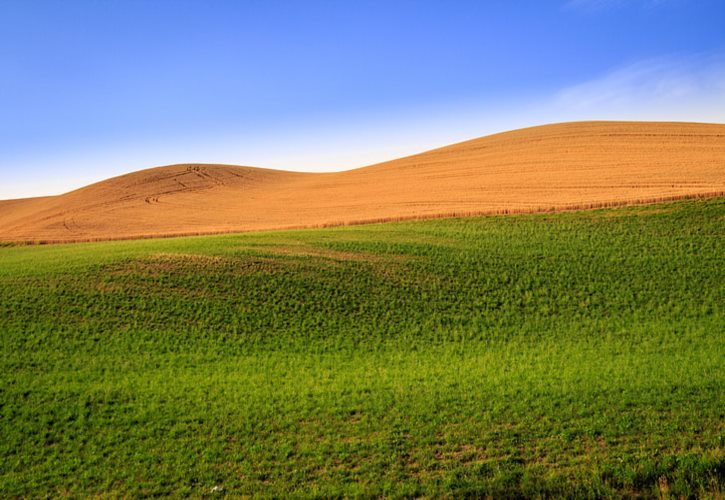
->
[552,54,725,121]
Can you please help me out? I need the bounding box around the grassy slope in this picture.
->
[1,199,723,497]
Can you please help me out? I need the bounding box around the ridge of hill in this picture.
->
[1,121,724,242]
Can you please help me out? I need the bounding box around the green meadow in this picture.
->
[1,199,723,498]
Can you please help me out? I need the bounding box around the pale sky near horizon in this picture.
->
[1,0,724,200]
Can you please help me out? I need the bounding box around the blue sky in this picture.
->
[1,0,724,199]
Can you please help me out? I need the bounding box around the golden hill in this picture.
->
[1,121,724,243]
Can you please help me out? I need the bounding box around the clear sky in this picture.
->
[1,0,724,199]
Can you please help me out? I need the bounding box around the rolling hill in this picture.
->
[2,199,724,496]
[1,121,724,242]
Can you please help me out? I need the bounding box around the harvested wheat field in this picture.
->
[1,121,724,243]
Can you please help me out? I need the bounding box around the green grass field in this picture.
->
[1,199,723,498]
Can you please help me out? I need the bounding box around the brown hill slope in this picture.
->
[1,121,724,243]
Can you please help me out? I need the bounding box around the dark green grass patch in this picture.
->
[1,199,724,497]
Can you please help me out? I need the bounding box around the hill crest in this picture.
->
[2,121,724,243]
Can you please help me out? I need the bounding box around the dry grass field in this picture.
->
[1,121,724,243]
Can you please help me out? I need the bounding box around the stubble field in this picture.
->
[1,121,724,244]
